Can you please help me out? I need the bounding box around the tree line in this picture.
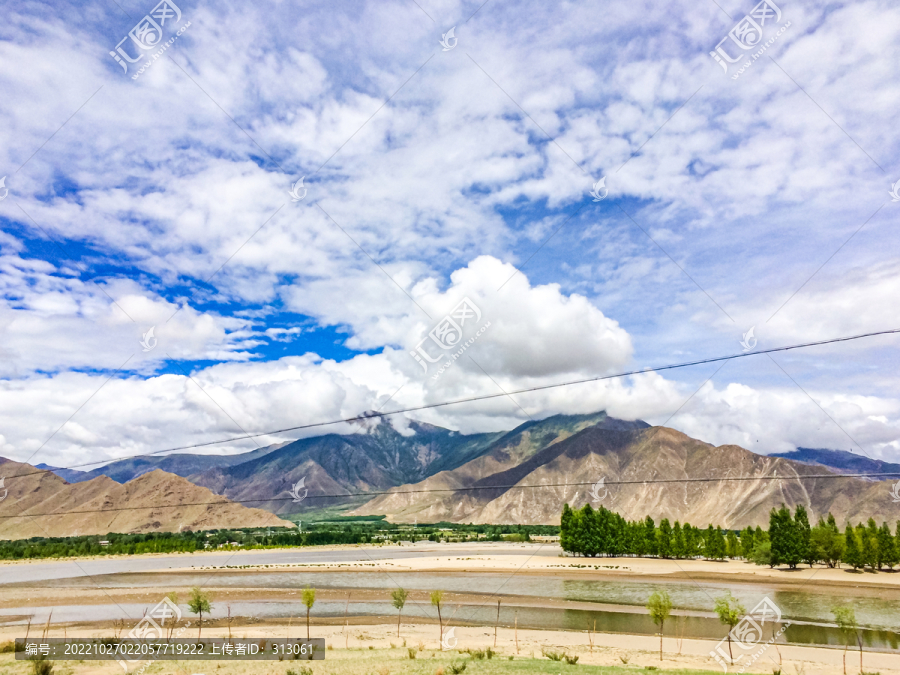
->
[0,521,560,560]
[560,503,900,570]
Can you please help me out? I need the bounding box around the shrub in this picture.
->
[564,654,579,665]
[407,647,417,659]
[542,648,565,661]
[286,667,312,675]
[447,660,468,674]
[30,656,54,675]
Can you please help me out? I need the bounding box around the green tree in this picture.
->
[581,504,599,557]
[740,526,755,559]
[560,504,573,553]
[713,592,745,663]
[811,514,843,568]
[794,504,812,566]
[684,524,699,558]
[878,522,898,569]
[867,519,881,570]
[302,587,316,640]
[705,525,726,561]
[672,522,685,559]
[391,587,408,637]
[657,519,673,559]
[726,530,739,559]
[430,590,445,650]
[644,517,658,557]
[843,524,862,569]
[188,586,212,639]
[646,590,673,661]
[832,606,861,675]
[857,523,877,570]
[770,505,801,568]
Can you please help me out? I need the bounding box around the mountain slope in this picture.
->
[37,443,288,485]
[187,417,503,515]
[352,423,900,528]
[771,447,900,480]
[0,459,292,538]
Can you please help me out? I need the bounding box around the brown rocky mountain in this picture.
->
[185,416,503,515]
[0,459,293,538]
[351,418,900,528]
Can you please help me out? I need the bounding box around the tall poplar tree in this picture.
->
[657,519,673,559]
[857,523,876,570]
[726,530,739,559]
[560,503,573,553]
[672,522,686,559]
[740,526,755,559]
[645,517,658,557]
[843,524,862,570]
[794,505,812,566]
[878,522,897,569]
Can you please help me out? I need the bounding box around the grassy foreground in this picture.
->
[0,646,761,675]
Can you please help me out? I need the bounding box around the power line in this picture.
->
[1,472,898,520]
[5,326,899,481]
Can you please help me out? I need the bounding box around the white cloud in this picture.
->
[0,0,898,473]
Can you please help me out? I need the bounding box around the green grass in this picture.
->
[281,499,372,522]
[226,649,754,675]
[0,647,746,675]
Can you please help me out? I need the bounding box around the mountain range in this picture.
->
[350,414,900,528]
[771,447,900,479]
[8,411,900,534]
[34,442,287,484]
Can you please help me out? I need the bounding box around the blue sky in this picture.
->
[0,0,898,468]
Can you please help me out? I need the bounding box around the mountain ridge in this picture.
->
[0,458,293,539]
[352,421,900,528]
[771,447,900,480]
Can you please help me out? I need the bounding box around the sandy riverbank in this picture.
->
[2,542,899,589]
[186,546,900,589]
